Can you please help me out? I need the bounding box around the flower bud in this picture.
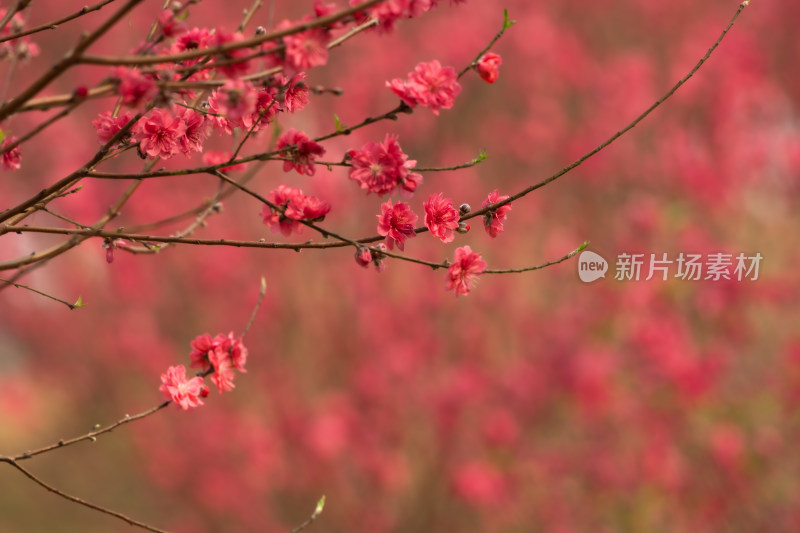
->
[354,246,371,268]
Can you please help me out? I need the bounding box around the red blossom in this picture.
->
[209,348,237,393]
[176,107,207,155]
[377,200,418,251]
[1,136,22,171]
[297,195,332,221]
[260,185,331,236]
[170,27,213,67]
[209,84,280,134]
[446,246,486,296]
[248,86,282,129]
[476,52,502,83]
[159,365,206,410]
[280,72,311,113]
[355,247,372,268]
[313,1,338,18]
[386,60,462,115]
[284,26,331,72]
[276,129,325,176]
[133,108,187,159]
[187,332,248,394]
[92,112,134,145]
[113,67,159,108]
[189,333,217,371]
[210,29,251,77]
[349,0,438,33]
[157,10,187,38]
[424,193,460,243]
[355,244,388,272]
[347,134,422,196]
[481,189,512,238]
[216,79,258,123]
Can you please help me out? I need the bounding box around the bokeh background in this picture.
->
[2,0,800,531]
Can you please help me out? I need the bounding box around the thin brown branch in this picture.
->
[0,460,170,533]
[238,0,263,33]
[242,277,267,338]
[288,496,326,533]
[484,242,588,274]
[0,259,48,294]
[0,0,26,33]
[0,0,119,44]
[0,109,145,224]
[122,199,223,255]
[8,402,170,462]
[0,99,83,156]
[0,0,145,122]
[0,180,141,270]
[0,276,82,309]
[461,1,750,223]
[17,84,116,113]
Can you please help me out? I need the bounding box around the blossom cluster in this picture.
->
[373,190,510,250]
[358,188,509,295]
[347,134,422,196]
[276,129,326,176]
[159,332,248,409]
[91,71,309,161]
[260,185,332,236]
[189,332,248,393]
[387,60,462,115]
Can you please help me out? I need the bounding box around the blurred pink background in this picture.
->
[1,0,799,531]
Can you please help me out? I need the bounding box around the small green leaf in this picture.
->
[0,129,5,143]
[260,276,267,292]
[475,149,488,163]
[73,296,84,308]
[314,495,326,516]
[503,9,516,29]
[334,114,343,133]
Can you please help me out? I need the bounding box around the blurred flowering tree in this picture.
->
[2,0,800,532]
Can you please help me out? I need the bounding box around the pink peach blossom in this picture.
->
[159,365,206,410]
[481,189,512,238]
[446,246,486,296]
[424,193,460,243]
[476,52,502,83]
[377,200,418,251]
